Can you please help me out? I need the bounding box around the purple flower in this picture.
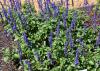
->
[69,33,74,48]
[62,12,65,19]
[4,0,6,5]
[23,32,29,45]
[86,4,93,15]
[2,5,8,19]
[66,28,71,39]
[4,30,7,34]
[7,7,15,23]
[63,18,67,29]
[44,1,50,14]
[48,32,53,48]
[38,0,43,11]
[60,0,63,5]
[96,32,100,47]
[25,60,31,71]
[92,12,97,31]
[8,7,12,18]
[47,51,52,60]
[12,23,17,31]
[55,21,60,37]
[76,38,84,47]
[71,11,77,29]
[64,41,69,56]
[51,2,59,17]
[51,2,56,9]
[65,8,68,17]
[14,0,21,11]
[84,0,88,6]
[53,6,59,18]
[17,41,22,62]
[46,0,51,4]
[16,11,28,29]
[74,48,79,65]
[8,0,13,8]
[66,0,69,9]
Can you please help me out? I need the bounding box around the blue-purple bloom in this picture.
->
[96,32,100,47]
[64,41,69,56]
[66,0,69,9]
[84,0,88,6]
[69,33,74,48]
[46,0,51,4]
[71,11,77,29]
[17,41,22,62]
[14,0,21,11]
[38,0,43,12]
[23,32,29,45]
[53,6,59,18]
[47,51,52,60]
[48,32,53,48]
[92,11,97,31]
[2,5,8,19]
[8,0,13,8]
[8,7,13,18]
[44,1,50,14]
[25,60,31,71]
[66,28,71,39]
[12,23,17,31]
[55,21,60,37]
[74,48,79,65]
[51,2,59,17]
[63,18,67,29]
[4,0,6,5]
[76,38,84,47]
[51,2,56,9]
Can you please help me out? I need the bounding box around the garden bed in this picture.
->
[0,0,100,71]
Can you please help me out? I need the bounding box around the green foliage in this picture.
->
[3,3,100,71]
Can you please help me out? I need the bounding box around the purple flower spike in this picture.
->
[64,41,69,56]
[66,28,71,39]
[47,51,52,60]
[69,33,74,48]
[54,6,59,18]
[74,48,79,65]
[63,18,67,29]
[25,60,31,71]
[71,11,77,29]
[14,0,21,11]
[48,32,53,48]
[46,0,50,4]
[2,5,8,19]
[76,38,84,47]
[84,0,88,6]
[51,2,56,9]
[66,0,69,9]
[23,32,29,45]
[17,41,22,62]
[55,21,60,37]
[12,23,17,31]
[96,32,100,47]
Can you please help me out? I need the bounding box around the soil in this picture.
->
[0,24,18,71]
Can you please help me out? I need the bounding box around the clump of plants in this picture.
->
[0,0,100,71]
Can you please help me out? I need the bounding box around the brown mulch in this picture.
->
[0,25,18,71]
